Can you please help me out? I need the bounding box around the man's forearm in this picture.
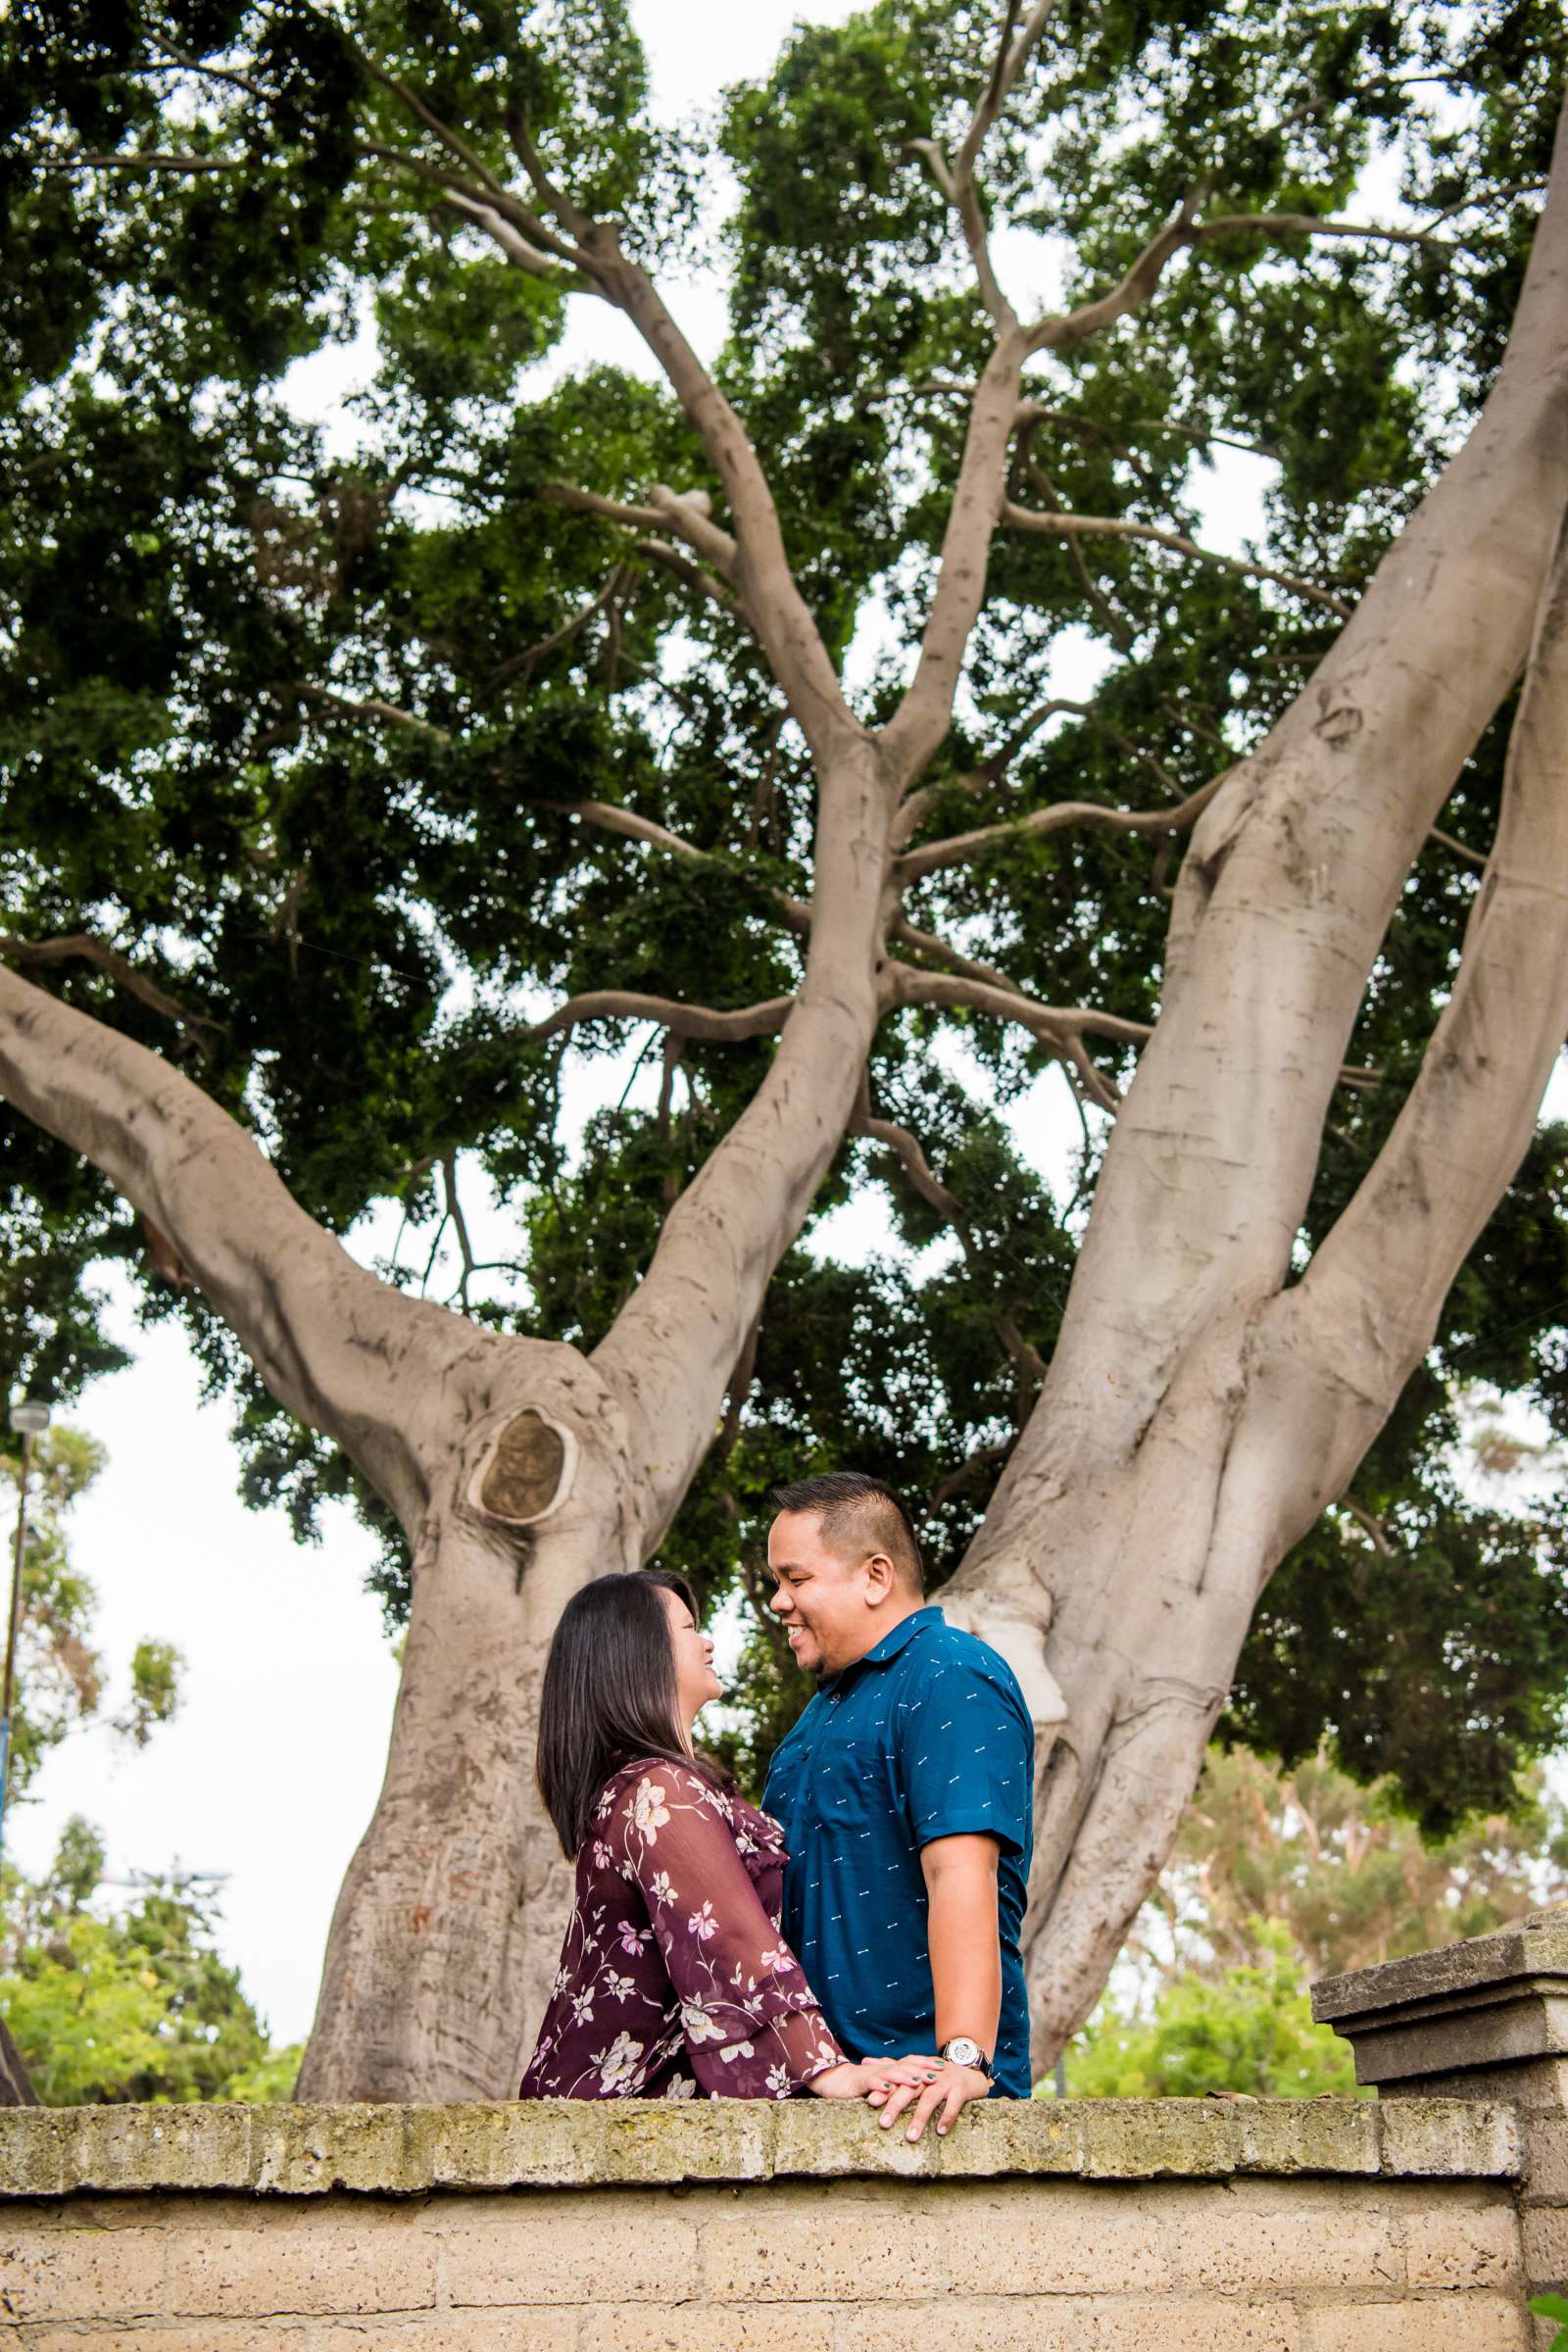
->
[923,1838,1002,2054]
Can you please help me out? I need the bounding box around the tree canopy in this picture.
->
[4,0,1566,1836]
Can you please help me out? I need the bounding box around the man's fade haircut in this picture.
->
[770,1471,925,1595]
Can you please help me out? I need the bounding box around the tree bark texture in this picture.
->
[3,70,1567,2096]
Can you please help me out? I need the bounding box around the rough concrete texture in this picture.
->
[0,2175,1532,2347]
[0,2095,1522,2201]
[1313,1906,1568,2026]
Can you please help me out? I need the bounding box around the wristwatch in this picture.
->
[941,2037,993,2080]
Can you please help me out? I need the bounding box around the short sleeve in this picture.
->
[609,1762,846,2097]
[900,1660,1033,1857]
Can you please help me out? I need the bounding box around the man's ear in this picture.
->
[863,1551,898,1604]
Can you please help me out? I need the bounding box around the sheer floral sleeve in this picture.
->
[606,1763,845,2098]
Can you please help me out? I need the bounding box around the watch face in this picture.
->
[944,2038,983,2069]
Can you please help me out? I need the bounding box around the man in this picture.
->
[761,1472,1034,2141]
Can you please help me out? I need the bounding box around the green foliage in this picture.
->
[1531,2295,1568,2352]
[0,1424,183,1794]
[0,1816,280,2104]
[2,2,1566,1830]
[1058,1743,1568,2097]
[1063,1921,1360,2099]
[1153,1744,1568,1982]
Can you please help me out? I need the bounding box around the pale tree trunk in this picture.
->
[942,103,1568,2068]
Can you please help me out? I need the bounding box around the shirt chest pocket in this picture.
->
[804,1721,899,1838]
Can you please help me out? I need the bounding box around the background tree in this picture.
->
[0,1817,291,2105]
[1064,1741,1568,2096]
[0,1425,181,1793]
[3,0,1567,2094]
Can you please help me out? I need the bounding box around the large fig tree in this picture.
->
[4,0,1568,2095]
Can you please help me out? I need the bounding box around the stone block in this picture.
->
[0,2111,67,2199]
[250,2102,413,2194]
[436,2191,702,2305]
[697,2190,953,2301]
[1378,2099,1521,2177]
[167,2213,435,2318]
[0,2223,168,2323]
[1313,1911,1568,2022]
[578,2303,838,2351]
[66,2101,253,2193]
[1526,2115,1568,2199]
[1156,2180,1402,2294]
[841,2298,1298,2351]
[1299,2297,1529,2350]
[1403,2192,1523,2288]
[1523,2201,1568,2286]
[1079,2099,1249,2178]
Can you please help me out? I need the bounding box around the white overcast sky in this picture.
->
[12,0,1559,2054]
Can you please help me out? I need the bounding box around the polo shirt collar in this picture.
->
[829,1605,943,1687]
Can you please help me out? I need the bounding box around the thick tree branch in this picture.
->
[529,991,794,1047]
[897,768,1228,883]
[0,934,221,1046]
[1293,514,1568,1440]
[0,967,503,1521]
[1001,500,1353,617]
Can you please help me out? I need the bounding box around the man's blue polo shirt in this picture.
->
[761,1605,1035,2099]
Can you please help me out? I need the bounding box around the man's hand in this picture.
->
[865,2059,992,2140]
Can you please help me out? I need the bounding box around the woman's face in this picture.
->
[658,1584,721,1726]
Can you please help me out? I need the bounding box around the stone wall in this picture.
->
[0,2096,1531,2348]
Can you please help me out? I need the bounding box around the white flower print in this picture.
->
[759,1948,796,1974]
[616,1920,650,1957]
[718,2039,756,2066]
[594,2031,645,2093]
[649,1869,674,1909]
[594,1786,615,1821]
[681,2000,728,2044]
[631,1778,670,1838]
[665,2074,697,2100]
[592,1840,614,1871]
[604,1970,637,2002]
[687,1899,716,1942]
[569,1987,596,2026]
[765,2063,792,2098]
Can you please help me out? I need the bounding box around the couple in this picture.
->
[519,1472,1034,2141]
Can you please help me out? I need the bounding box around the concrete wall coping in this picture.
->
[0,2095,1520,2199]
[1313,1905,1568,2023]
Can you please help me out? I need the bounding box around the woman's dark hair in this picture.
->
[535,1569,724,1857]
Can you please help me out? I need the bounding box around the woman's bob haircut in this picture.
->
[535,1568,726,1857]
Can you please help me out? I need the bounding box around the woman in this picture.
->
[519,1569,926,2103]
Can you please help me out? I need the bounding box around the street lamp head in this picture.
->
[8,1402,50,1438]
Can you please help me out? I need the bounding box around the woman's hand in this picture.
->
[808,2054,944,2100]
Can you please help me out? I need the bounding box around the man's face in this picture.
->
[766,1509,883,1677]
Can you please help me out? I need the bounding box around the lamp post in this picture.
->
[0,1399,50,1867]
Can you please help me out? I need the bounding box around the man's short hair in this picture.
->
[770,1472,925,1595]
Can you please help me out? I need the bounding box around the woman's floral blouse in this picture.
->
[518,1759,846,2101]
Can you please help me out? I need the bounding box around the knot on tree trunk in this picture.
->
[469,1408,579,1530]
